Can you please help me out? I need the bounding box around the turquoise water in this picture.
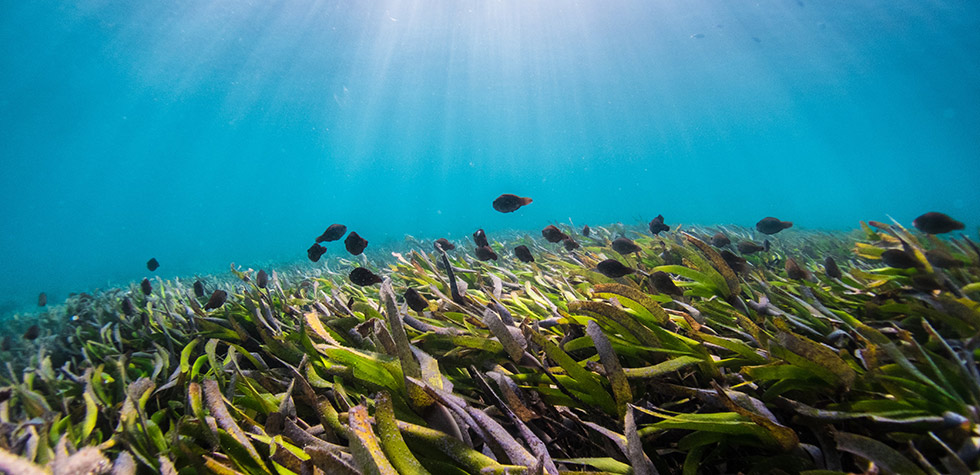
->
[1,0,978,314]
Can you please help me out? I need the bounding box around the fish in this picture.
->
[596,259,635,278]
[911,274,942,292]
[147,258,159,271]
[0,387,9,404]
[434,238,456,251]
[38,292,47,307]
[648,215,669,235]
[785,258,809,280]
[204,290,228,310]
[720,250,749,274]
[764,239,771,252]
[23,325,40,341]
[913,212,964,234]
[256,269,269,288]
[514,245,535,263]
[349,267,383,286]
[473,229,489,248]
[121,297,136,317]
[492,194,533,213]
[649,271,683,296]
[308,243,327,262]
[710,232,730,248]
[756,217,793,235]
[475,245,498,261]
[345,232,368,255]
[562,237,580,251]
[193,280,206,298]
[926,249,963,269]
[404,288,429,312]
[824,256,842,279]
[880,249,920,269]
[612,237,642,254]
[140,278,152,296]
[1,335,10,351]
[582,225,591,237]
[691,33,705,39]
[737,241,766,254]
[316,224,347,243]
[542,225,568,243]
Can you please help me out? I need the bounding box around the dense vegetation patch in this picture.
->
[1,220,979,474]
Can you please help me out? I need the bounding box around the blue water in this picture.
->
[1,0,978,314]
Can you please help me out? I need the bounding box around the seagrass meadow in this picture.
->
[1,219,979,475]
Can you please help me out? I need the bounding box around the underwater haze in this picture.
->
[1,0,978,314]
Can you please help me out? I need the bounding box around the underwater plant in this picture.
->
[0,219,978,474]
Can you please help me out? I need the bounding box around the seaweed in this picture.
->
[0,222,978,474]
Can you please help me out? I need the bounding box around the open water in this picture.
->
[1,0,978,315]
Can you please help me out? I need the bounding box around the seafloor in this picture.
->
[1,220,979,474]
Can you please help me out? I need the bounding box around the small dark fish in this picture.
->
[737,241,765,254]
[710,232,730,248]
[434,238,456,251]
[881,249,920,269]
[764,239,771,252]
[913,212,964,235]
[648,215,669,235]
[756,217,793,235]
[345,232,368,255]
[473,229,489,248]
[140,278,152,296]
[349,267,383,286]
[0,387,11,404]
[582,225,591,237]
[926,249,963,269]
[316,224,347,243]
[23,324,40,341]
[38,292,47,307]
[596,259,635,278]
[824,256,842,279]
[121,297,136,317]
[204,290,228,310]
[542,225,568,243]
[785,258,809,280]
[751,36,762,43]
[911,274,943,292]
[256,270,269,288]
[404,288,429,312]
[720,250,749,274]
[308,243,327,262]
[193,280,206,297]
[562,237,580,251]
[1,335,11,351]
[492,194,533,213]
[475,245,498,261]
[611,237,642,254]
[514,245,535,263]
[649,271,683,296]
[146,258,160,271]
